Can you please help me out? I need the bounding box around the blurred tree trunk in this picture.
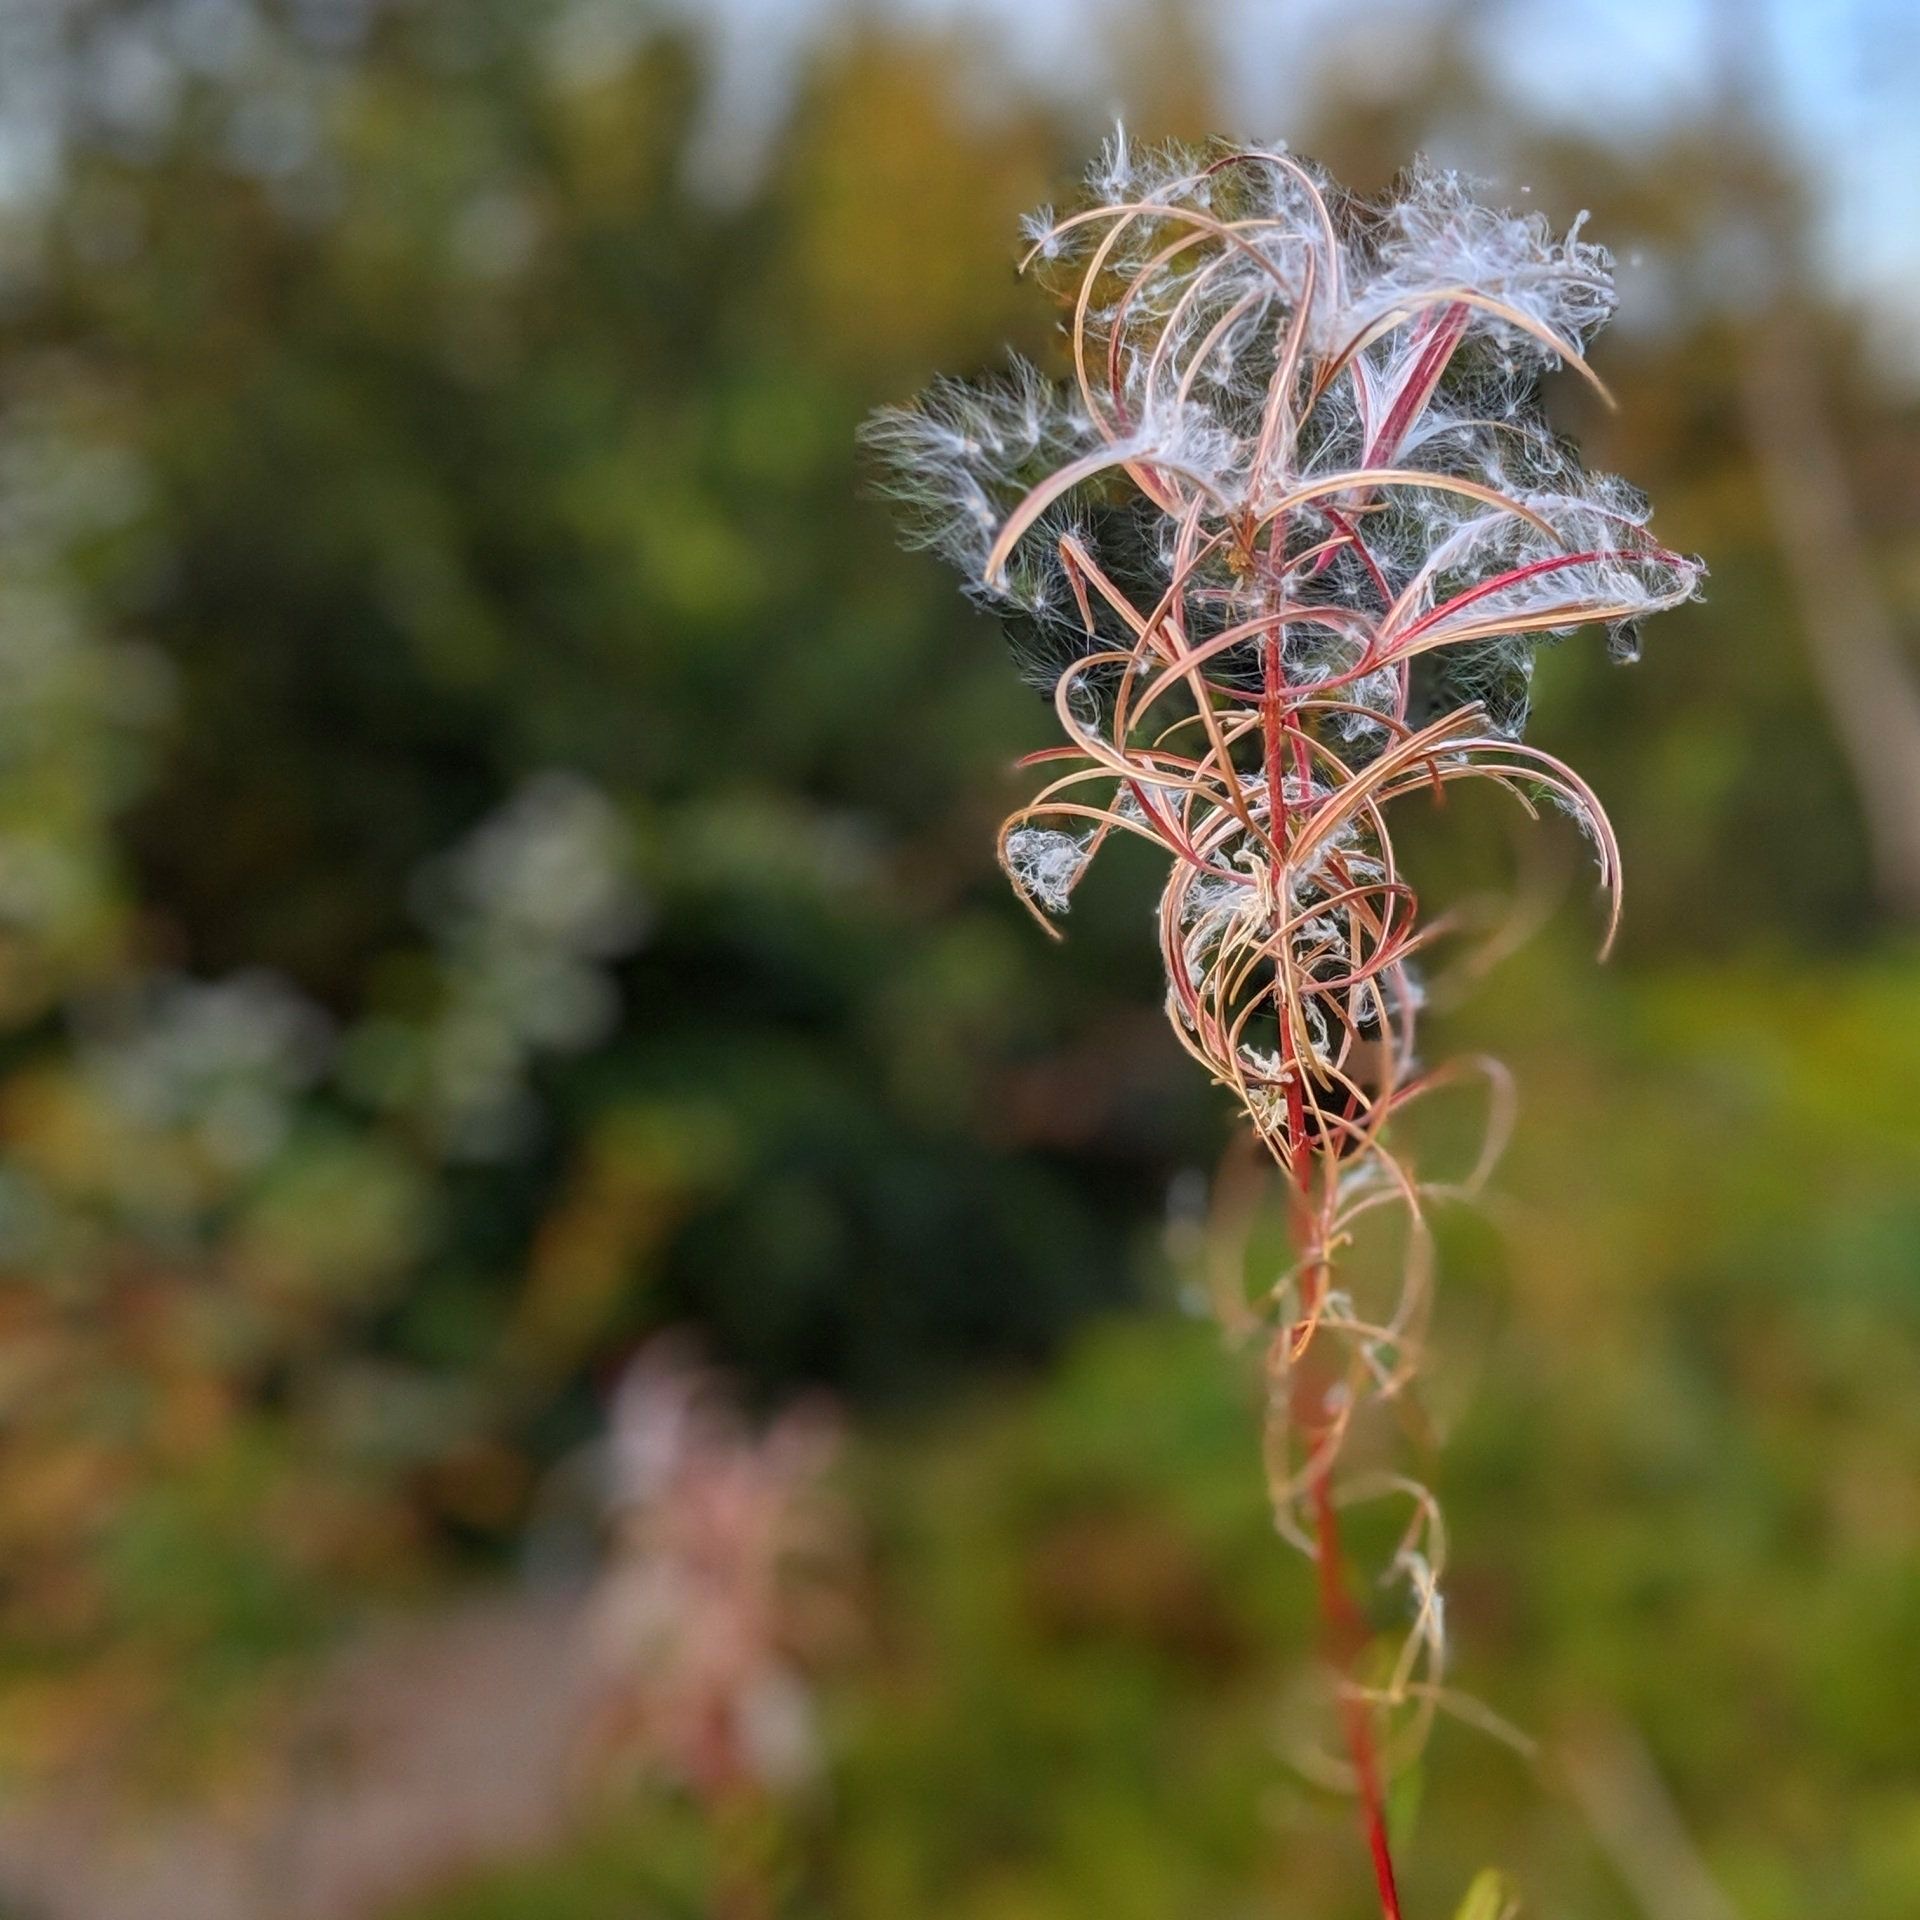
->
[1737,317,1920,917]
[1715,0,1920,918]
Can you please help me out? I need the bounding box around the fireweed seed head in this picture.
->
[864,138,1700,1910]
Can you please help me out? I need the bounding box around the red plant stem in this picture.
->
[1313,1454,1404,1920]
[1261,529,1290,844]
[1263,569,1402,1920]
[1286,1156,1402,1920]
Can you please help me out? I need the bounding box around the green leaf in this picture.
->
[1453,1867,1518,1920]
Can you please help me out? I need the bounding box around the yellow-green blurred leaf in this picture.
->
[1454,1868,1518,1920]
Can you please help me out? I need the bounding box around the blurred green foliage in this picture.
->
[0,1,1916,1914]
[0,8,1194,1769]
[389,995,1920,1919]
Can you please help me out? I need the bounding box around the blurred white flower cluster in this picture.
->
[348,772,649,1159]
[76,969,331,1174]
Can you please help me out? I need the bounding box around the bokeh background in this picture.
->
[0,1,1917,1915]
